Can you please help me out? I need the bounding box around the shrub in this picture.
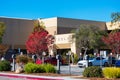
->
[0,60,11,71]
[103,67,120,78]
[73,54,79,64]
[16,55,33,64]
[44,64,56,73]
[62,56,67,64]
[37,64,46,73]
[24,63,38,73]
[83,66,103,77]
[24,63,56,73]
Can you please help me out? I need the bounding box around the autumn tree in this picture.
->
[102,32,120,54]
[26,21,54,56]
[102,12,120,54]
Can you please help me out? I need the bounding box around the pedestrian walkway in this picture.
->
[0,72,89,80]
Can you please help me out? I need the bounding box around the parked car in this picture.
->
[44,57,64,65]
[107,56,116,66]
[77,57,108,68]
[115,60,120,67]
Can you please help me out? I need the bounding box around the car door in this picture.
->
[92,57,101,66]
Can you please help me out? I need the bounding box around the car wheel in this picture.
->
[78,66,82,68]
[104,62,108,67]
[88,62,92,66]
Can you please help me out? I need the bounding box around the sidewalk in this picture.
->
[0,72,89,80]
[70,64,78,67]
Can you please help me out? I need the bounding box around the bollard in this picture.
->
[12,54,16,71]
[56,55,60,74]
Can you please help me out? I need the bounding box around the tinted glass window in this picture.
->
[96,57,100,60]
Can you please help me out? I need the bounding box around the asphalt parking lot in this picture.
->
[55,64,85,76]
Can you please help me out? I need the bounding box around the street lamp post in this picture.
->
[32,54,37,63]
[68,51,71,75]
[42,52,46,64]
[100,53,103,68]
[56,54,60,74]
[94,53,96,57]
[12,54,16,71]
[109,52,113,66]
[85,54,89,67]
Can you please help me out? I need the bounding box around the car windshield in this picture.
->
[82,57,94,60]
[89,57,94,60]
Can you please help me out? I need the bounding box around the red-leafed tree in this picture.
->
[26,21,54,55]
[102,12,120,54]
[102,32,120,54]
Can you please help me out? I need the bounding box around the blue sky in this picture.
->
[0,0,120,22]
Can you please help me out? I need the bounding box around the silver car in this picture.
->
[77,57,108,68]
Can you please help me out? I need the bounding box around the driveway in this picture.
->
[56,64,85,76]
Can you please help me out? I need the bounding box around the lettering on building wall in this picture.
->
[55,34,73,44]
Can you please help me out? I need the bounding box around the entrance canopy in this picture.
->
[54,33,76,53]
[54,43,71,49]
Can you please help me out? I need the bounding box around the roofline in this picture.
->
[0,16,34,20]
[56,17,106,23]
[0,16,107,22]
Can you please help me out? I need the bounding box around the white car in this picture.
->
[77,57,108,68]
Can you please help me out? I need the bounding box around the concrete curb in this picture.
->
[0,72,63,80]
[0,72,89,80]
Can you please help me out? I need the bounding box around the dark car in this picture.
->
[44,57,64,65]
[115,60,120,67]
[107,56,116,66]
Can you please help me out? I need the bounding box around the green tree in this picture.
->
[73,24,107,54]
[0,22,6,43]
[111,12,120,33]
[111,12,120,26]
[0,22,6,57]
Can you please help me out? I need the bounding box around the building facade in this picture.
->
[0,17,113,55]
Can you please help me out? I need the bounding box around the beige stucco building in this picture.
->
[0,17,115,55]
